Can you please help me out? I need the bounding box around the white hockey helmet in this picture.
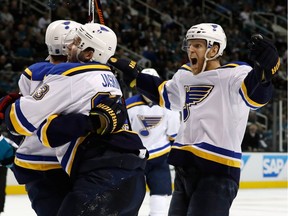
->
[76,23,117,64]
[183,23,227,56]
[45,20,81,56]
[141,68,160,77]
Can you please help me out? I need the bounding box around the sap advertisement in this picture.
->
[240,153,288,188]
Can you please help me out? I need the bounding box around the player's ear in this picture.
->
[209,43,220,58]
[86,50,94,61]
[83,47,94,61]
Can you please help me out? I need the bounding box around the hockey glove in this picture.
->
[248,34,280,83]
[89,96,127,135]
[0,92,21,122]
[108,57,141,88]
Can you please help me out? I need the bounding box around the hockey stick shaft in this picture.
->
[94,0,105,25]
[88,0,95,23]
[93,0,133,131]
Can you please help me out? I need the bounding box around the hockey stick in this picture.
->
[88,0,95,23]
[94,0,105,25]
[93,0,133,131]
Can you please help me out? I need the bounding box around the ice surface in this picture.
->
[1,188,287,216]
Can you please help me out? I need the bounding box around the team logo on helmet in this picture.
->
[211,24,218,31]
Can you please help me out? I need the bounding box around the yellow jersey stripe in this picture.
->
[241,82,267,107]
[172,145,241,168]
[62,65,111,76]
[10,104,32,136]
[41,114,59,148]
[66,136,88,175]
[127,101,145,109]
[148,147,170,160]
[14,158,62,171]
[158,81,167,107]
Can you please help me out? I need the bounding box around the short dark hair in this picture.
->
[50,55,67,62]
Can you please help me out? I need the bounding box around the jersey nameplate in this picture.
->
[101,74,120,89]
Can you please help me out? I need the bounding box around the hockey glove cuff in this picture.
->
[89,97,127,135]
[108,57,141,88]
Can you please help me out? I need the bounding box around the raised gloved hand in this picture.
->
[89,96,127,135]
[0,92,21,121]
[248,34,280,82]
[108,57,141,88]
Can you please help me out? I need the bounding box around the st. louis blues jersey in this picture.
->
[136,61,273,184]
[13,62,61,184]
[126,94,180,160]
[6,62,123,176]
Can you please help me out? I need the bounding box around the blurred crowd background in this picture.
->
[0,0,287,152]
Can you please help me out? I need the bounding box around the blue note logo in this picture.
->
[263,155,287,177]
[137,115,163,136]
[183,85,213,122]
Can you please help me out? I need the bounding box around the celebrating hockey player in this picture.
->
[108,23,280,216]
[0,20,81,216]
[3,22,148,216]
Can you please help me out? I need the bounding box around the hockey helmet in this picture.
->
[76,23,117,64]
[183,23,227,57]
[45,20,81,56]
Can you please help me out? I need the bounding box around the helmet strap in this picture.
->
[201,47,220,73]
[200,48,210,73]
[75,49,86,63]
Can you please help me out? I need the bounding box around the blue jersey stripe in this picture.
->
[15,100,36,133]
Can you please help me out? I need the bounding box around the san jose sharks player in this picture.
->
[0,20,81,216]
[108,23,280,216]
[0,134,17,167]
[0,134,17,215]
[4,23,147,216]
[126,68,180,216]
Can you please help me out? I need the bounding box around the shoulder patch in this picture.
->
[32,84,49,100]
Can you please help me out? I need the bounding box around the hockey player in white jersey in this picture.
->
[126,68,180,216]
[4,23,147,216]
[108,23,280,216]
[0,20,81,216]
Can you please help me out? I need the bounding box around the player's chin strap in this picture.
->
[199,48,221,73]
[76,49,84,63]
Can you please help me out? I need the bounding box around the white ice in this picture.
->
[1,188,288,216]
